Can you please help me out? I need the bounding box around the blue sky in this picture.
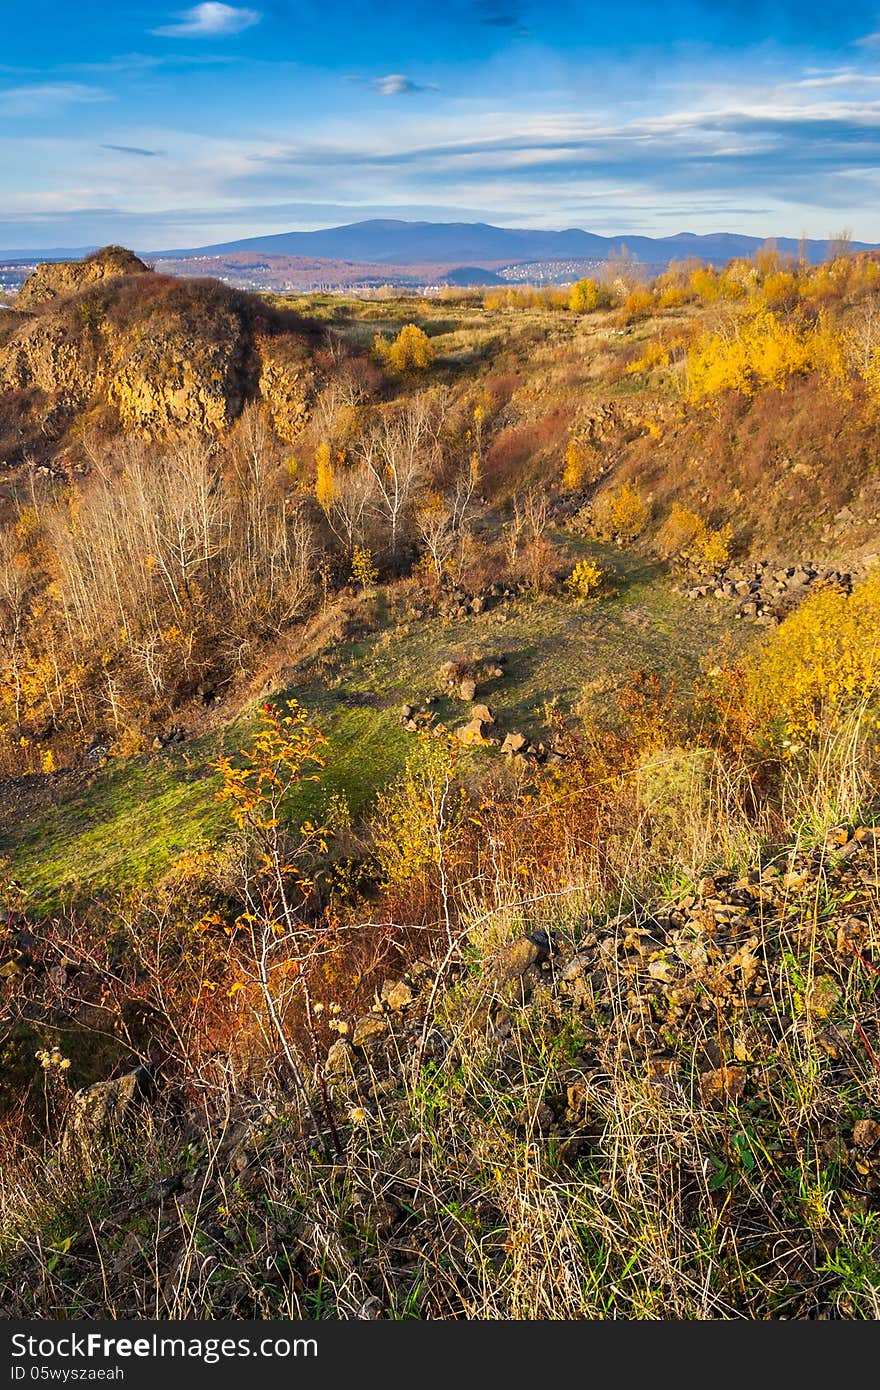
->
[3,1,880,251]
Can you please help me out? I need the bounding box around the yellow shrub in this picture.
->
[657,504,704,559]
[689,267,721,302]
[689,268,745,303]
[372,740,462,888]
[374,323,435,373]
[860,346,880,401]
[699,523,733,573]
[591,482,649,542]
[314,441,336,511]
[626,340,670,375]
[657,285,687,309]
[761,271,799,309]
[621,288,655,322]
[562,438,601,490]
[687,307,815,400]
[565,558,608,599]
[747,571,880,737]
[657,503,732,573]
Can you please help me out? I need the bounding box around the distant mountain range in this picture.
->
[4,221,878,294]
[147,220,879,269]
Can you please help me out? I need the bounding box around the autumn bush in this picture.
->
[373,323,435,374]
[561,437,602,490]
[590,481,650,542]
[565,557,611,599]
[656,503,733,575]
[745,570,880,740]
[568,278,613,313]
[619,287,655,323]
[0,421,317,755]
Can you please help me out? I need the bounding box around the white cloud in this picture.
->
[0,83,109,116]
[372,73,437,96]
[152,4,261,38]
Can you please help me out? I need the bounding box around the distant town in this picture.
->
[0,265,32,296]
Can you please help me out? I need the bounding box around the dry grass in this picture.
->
[3,741,879,1318]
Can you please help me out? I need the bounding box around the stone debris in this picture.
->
[682,559,854,624]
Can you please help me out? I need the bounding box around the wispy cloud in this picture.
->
[101,144,163,157]
[152,4,261,38]
[0,83,109,116]
[786,69,880,89]
[371,73,438,96]
[219,93,880,223]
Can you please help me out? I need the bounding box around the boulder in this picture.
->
[501,731,530,754]
[352,1013,387,1048]
[853,1119,880,1148]
[456,719,493,746]
[459,677,477,701]
[470,703,495,725]
[325,1038,356,1078]
[484,937,543,1006]
[380,979,414,1011]
[61,1066,152,1166]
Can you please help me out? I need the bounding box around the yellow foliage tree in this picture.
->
[214,698,328,849]
[568,278,602,313]
[350,545,378,592]
[374,323,435,373]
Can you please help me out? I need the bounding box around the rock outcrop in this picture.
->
[0,247,318,456]
[15,246,150,311]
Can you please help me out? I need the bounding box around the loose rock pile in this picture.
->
[404,577,554,624]
[683,560,853,623]
[399,654,558,763]
[325,820,880,1213]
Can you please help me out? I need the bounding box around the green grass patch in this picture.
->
[2,546,756,909]
[1,690,412,911]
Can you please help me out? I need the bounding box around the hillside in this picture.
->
[1,243,880,1320]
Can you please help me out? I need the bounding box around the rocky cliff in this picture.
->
[0,247,318,457]
[15,246,151,311]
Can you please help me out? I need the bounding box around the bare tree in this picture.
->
[355,392,444,559]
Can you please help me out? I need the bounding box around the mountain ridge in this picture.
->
[5,220,877,272]
[145,218,879,268]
